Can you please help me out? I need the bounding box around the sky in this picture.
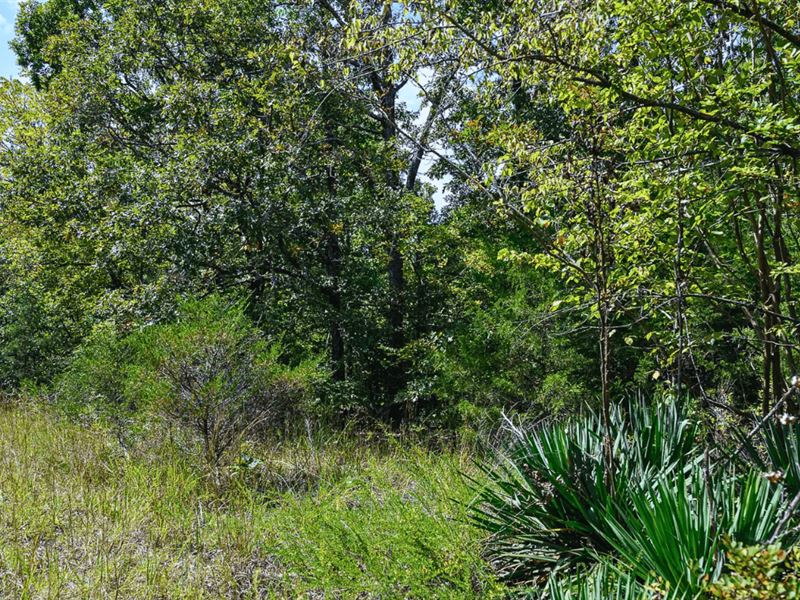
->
[397,73,452,210]
[0,0,18,79]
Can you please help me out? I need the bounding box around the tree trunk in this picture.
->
[755,203,782,414]
[324,229,345,382]
[375,42,407,407]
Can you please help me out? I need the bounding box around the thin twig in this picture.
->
[721,385,798,465]
[770,488,800,544]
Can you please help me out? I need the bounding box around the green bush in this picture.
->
[707,542,800,599]
[54,322,135,425]
[601,469,783,598]
[470,400,698,582]
[470,400,791,597]
[55,295,323,468]
[131,296,321,471]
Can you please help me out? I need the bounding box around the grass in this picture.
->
[0,404,503,598]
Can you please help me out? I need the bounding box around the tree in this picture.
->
[5,0,452,419]
[408,0,800,414]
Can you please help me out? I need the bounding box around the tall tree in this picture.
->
[408,0,800,413]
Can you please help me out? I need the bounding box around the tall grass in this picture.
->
[0,404,502,598]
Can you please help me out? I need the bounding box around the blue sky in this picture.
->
[0,0,18,79]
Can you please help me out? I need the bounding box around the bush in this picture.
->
[54,322,136,430]
[149,298,319,470]
[132,297,321,470]
[55,295,322,471]
[470,399,698,582]
[707,542,800,599]
[470,400,791,597]
[601,469,783,597]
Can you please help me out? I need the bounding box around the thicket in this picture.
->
[54,296,320,466]
[6,0,799,426]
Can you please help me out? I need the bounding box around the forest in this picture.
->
[1,0,800,597]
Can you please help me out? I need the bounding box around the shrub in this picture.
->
[54,322,134,426]
[129,296,320,473]
[469,399,698,582]
[470,400,791,597]
[55,295,322,472]
[707,542,800,599]
[601,469,784,598]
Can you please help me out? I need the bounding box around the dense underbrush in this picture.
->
[7,294,800,598]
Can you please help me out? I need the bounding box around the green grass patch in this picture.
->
[0,405,502,598]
